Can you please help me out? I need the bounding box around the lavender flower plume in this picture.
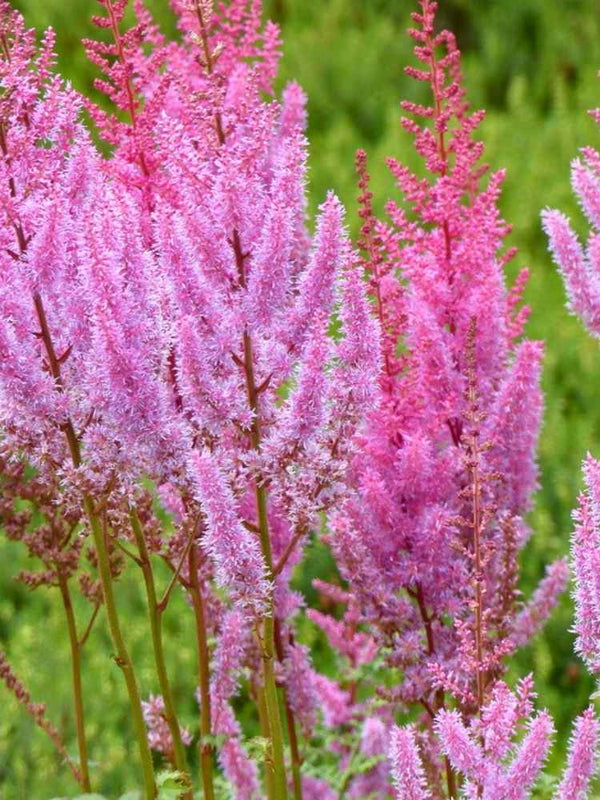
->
[571,456,600,674]
[189,451,270,612]
[210,609,261,800]
[389,725,431,800]
[142,694,192,759]
[554,707,599,800]
[436,682,555,800]
[542,209,600,336]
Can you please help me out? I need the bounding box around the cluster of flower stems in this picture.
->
[1,0,600,798]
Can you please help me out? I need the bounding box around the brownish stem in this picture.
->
[104,0,149,177]
[469,408,485,712]
[445,757,458,799]
[411,583,457,798]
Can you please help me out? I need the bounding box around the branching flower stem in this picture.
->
[32,288,156,798]
[57,572,92,793]
[129,509,191,794]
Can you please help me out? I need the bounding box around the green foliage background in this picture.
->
[3,0,600,796]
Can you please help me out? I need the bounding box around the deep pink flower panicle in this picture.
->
[349,716,393,798]
[0,303,59,425]
[312,674,353,729]
[324,0,555,723]
[436,683,554,800]
[281,642,318,736]
[335,251,382,409]
[496,712,554,799]
[245,130,307,331]
[279,82,308,138]
[485,340,544,513]
[435,711,485,782]
[286,192,349,350]
[301,776,337,800]
[284,322,331,444]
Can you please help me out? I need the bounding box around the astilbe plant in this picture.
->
[2,0,600,798]
[303,1,600,798]
[0,0,379,798]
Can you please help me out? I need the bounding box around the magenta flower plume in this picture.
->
[434,711,485,782]
[301,776,337,800]
[348,716,393,799]
[554,708,599,800]
[286,191,350,350]
[497,712,555,799]
[389,725,431,800]
[485,340,545,513]
[281,642,318,736]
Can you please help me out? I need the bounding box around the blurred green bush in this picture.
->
[3,0,600,795]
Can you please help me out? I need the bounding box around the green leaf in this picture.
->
[157,769,192,800]
[244,735,271,760]
[199,732,227,749]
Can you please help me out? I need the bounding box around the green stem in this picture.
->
[84,499,156,800]
[337,739,361,799]
[189,544,216,800]
[129,510,191,792]
[57,574,92,792]
[255,483,288,800]
[256,681,276,799]
[274,623,303,800]
[30,290,155,798]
